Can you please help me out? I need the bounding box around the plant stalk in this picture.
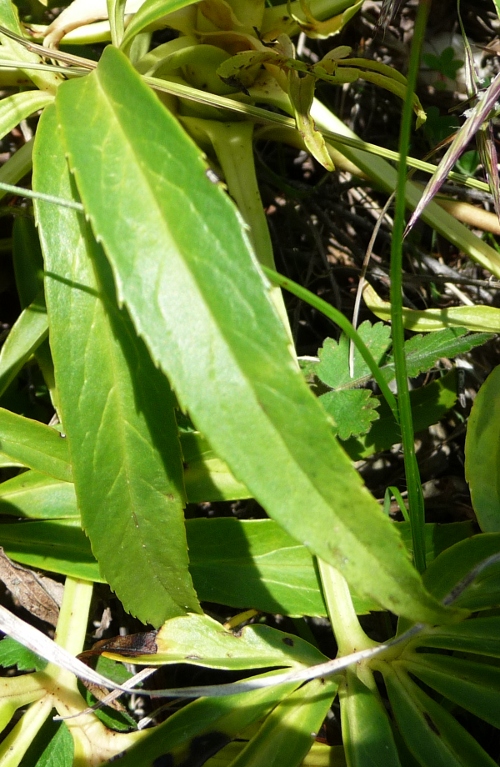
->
[390,0,431,573]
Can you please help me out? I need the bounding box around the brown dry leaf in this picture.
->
[0,548,62,626]
[77,631,158,710]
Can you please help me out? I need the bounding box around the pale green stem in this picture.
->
[317,559,377,657]
[0,696,53,767]
[50,578,94,690]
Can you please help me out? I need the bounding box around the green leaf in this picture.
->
[33,104,200,626]
[340,669,401,767]
[0,292,48,399]
[187,517,332,617]
[288,71,333,171]
[320,388,379,439]
[384,668,463,767]
[0,408,71,482]
[0,91,53,143]
[34,723,74,767]
[54,44,458,625]
[315,325,491,390]
[0,515,473,618]
[384,667,496,767]
[416,615,500,658]
[108,613,327,669]
[316,321,391,389]
[344,370,458,460]
[465,364,500,531]
[401,328,491,379]
[0,520,104,582]
[102,673,300,767]
[403,653,500,728]
[228,678,338,767]
[181,431,250,502]
[422,533,500,612]
[0,637,46,671]
[12,217,44,309]
[0,471,78,520]
[121,0,197,46]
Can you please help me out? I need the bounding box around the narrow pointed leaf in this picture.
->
[55,44,459,625]
[385,667,497,767]
[288,71,334,170]
[404,654,500,727]
[416,616,500,658]
[422,533,500,611]
[33,104,200,626]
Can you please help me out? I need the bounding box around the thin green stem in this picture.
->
[263,266,399,421]
[390,0,431,574]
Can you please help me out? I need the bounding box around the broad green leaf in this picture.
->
[102,672,300,767]
[0,471,78,519]
[33,104,200,626]
[320,388,379,439]
[34,723,74,767]
[0,515,473,619]
[0,637,46,671]
[344,370,458,460]
[0,91,53,143]
[106,613,327,668]
[316,321,391,388]
[187,517,335,617]
[422,533,500,612]
[229,678,337,767]
[385,666,497,767]
[465,364,500,531]
[403,653,500,728]
[55,44,459,625]
[340,669,401,767]
[416,616,500,658]
[0,520,104,582]
[121,0,197,46]
[0,292,48,398]
[0,408,71,481]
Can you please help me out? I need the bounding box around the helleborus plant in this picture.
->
[0,0,498,765]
